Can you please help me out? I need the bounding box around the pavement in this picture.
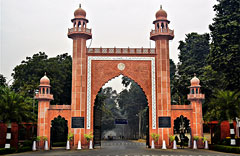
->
[8,140,239,156]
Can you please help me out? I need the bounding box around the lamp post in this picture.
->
[32,89,39,137]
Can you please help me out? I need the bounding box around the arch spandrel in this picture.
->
[91,60,152,103]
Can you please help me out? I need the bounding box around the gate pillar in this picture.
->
[150,6,174,147]
[68,5,92,147]
[187,75,205,147]
[35,73,54,149]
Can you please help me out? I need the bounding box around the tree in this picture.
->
[0,86,34,123]
[172,33,210,105]
[94,87,121,133]
[0,74,6,87]
[205,90,240,145]
[0,86,35,148]
[118,77,148,139]
[11,52,72,105]
[208,0,240,92]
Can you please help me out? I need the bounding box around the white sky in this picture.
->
[0,0,216,82]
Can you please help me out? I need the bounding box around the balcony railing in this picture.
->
[187,94,205,100]
[68,27,92,34]
[150,29,174,36]
[87,48,156,55]
[35,94,53,100]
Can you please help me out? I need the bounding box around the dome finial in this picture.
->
[194,73,196,77]
[160,5,162,9]
[79,4,81,8]
[44,72,47,76]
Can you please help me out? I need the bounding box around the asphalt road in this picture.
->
[9,140,239,156]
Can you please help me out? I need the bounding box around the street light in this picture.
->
[32,89,39,137]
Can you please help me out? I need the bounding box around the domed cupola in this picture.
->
[190,74,200,87]
[150,5,174,40]
[68,4,92,40]
[155,5,167,20]
[74,4,86,18]
[35,73,53,100]
[40,73,50,87]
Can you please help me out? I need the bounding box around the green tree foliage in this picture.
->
[172,33,210,105]
[11,52,72,105]
[205,90,240,122]
[208,0,240,91]
[0,86,35,123]
[0,74,6,87]
[95,87,120,132]
[170,59,176,82]
[118,76,148,138]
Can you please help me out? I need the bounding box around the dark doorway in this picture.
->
[50,116,68,147]
[93,75,149,148]
[174,115,191,146]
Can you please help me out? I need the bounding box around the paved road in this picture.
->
[9,140,239,156]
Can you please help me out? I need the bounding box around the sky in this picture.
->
[0,0,217,83]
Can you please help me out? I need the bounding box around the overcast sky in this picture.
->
[0,0,217,82]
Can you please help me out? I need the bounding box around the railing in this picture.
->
[49,105,71,110]
[187,94,205,100]
[35,94,53,100]
[68,27,92,34]
[87,48,156,55]
[150,29,174,36]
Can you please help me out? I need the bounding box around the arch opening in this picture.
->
[93,75,150,148]
[50,115,68,148]
[173,115,191,147]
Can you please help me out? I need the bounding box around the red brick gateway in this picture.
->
[35,5,205,149]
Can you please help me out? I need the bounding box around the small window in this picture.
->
[46,88,49,94]
[43,88,45,94]
[161,23,164,29]
[196,89,198,94]
[191,88,194,94]
[78,21,81,28]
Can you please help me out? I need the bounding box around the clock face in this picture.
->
[117,63,125,71]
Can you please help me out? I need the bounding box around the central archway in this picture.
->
[93,75,150,148]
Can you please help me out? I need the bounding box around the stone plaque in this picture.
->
[158,117,171,128]
[72,117,84,128]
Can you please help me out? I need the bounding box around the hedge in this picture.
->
[0,148,16,155]
[210,145,240,154]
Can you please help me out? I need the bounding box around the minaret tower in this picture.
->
[35,73,54,149]
[187,74,205,145]
[150,6,174,147]
[68,5,92,147]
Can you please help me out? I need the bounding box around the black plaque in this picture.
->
[72,117,84,128]
[115,119,128,124]
[158,117,171,128]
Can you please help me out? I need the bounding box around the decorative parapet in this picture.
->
[35,94,53,100]
[67,27,92,39]
[150,28,174,40]
[68,27,91,34]
[171,105,192,110]
[187,94,205,100]
[49,105,71,110]
[87,48,156,55]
